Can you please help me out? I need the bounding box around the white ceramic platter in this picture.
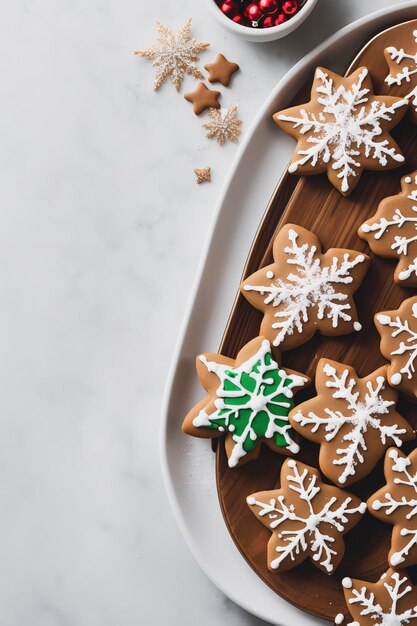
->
[160,3,417,624]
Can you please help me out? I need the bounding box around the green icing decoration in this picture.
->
[193,339,307,467]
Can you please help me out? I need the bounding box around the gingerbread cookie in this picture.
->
[385,27,417,124]
[368,448,417,569]
[359,172,417,287]
[247,458,366,574]
[342,569,417,626]
[289,359,414,486]
[184,82,221,115]
[375,296,417,399]
[240,224,369,351]
[273,67,407,195]
[204,54,239,87]
[182,337,309,468]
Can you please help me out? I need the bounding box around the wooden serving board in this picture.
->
[216,18,417,623]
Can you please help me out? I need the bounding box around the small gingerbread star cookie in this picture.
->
[204,53,239,87]
[274,66,407,195]
[375,296,417,399]
[368,448,417,569]
[182,337,309,468]
[247,458,366,574]
[289,359,414,486]
[184,83,221,115]
[359,172,417,287]
[342,569,417,626]
[240,224,369,351]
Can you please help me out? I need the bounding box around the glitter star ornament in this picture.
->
[135,19,210,92]
[202,105,243,145]
[193,167,211,184]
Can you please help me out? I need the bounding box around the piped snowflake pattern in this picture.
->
[289,359,414,486]
[240,224,368,351]
[385,28,417,123]
[359,173,417,287]
[135,19,209,91]
[343,569,417,626]
[369,448,417,569]
[375,297,417,399]
[182,337,308,468]
[274,66,407,195]
[247,458,366,574]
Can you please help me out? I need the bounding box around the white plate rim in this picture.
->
[160,3,417,623]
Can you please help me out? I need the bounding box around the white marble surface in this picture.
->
[0,1,401,625]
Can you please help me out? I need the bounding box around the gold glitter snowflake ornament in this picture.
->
[194,167,211,184]
[135,19,210,92]
[202,106,243,145]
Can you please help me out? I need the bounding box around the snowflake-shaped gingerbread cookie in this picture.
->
[182,337,309,468]
[240,224,369,351]
[359,172,417,287]
[289,359,414,486]
[375,296,417,399]
[368,448,417,569]
[274,66,407,195]
[342,569,417,626]
[385,27,417,124]
[247,458,366,574]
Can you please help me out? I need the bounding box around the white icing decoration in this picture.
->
[376,304,417,382]
[243,228,365,347]
[360,175,417,283]
[193,339,307,467]
[342,577,353,589]
[353,322,362,331]
[335,613,344,625]
[385,30,417,113]
[277,68,406,193]
[292,364,407,485]
[247,460,365,573]
[371,449,417,568]
[266,270,274,279]
[346,570,417,626]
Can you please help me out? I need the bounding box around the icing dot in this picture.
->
[287,459,296,469]
[246,496,256,505]
[361,223,371,233]
[405,176,412,184]
[266,270,274,279]
[390,373,402,386]
[356,255,365,263]
[376,314,391,325]
[342,577,352,589]
[335,614,344,625]
[372,499,382,511]
[358,502,367,514]
[353,322,362,332]
[288,163,298,173]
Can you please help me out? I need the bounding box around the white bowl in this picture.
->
[206,0,318,42]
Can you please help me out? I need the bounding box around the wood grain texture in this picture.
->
[216,18,417,622]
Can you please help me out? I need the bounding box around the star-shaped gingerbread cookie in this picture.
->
[368,448,417,569]
[204,53,239,87]
[375,296,417,399]
[289,359,414,486]
[274,66,407,195]
[240,224,369,351]
[385,26,417,124]
[184,83,221,115]
[182,337,309,468]
[342,569,417,626]
[247,458,366,574]
[359,172,417,287]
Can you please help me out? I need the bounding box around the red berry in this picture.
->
[259,0,278,12]
[274,12,286,25]
[232,14,245,24]
[282,0,298,15]
[245,2,262,21]
[262,15,275,27]
[220,0,238,17]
